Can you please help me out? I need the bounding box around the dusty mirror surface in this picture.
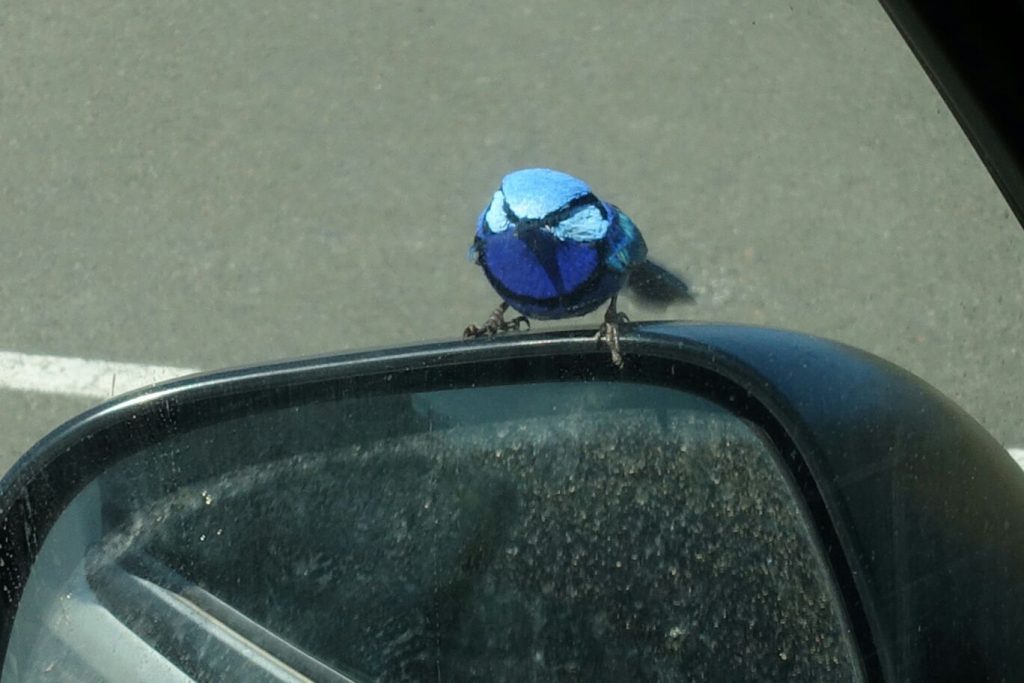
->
[5,381,864,681]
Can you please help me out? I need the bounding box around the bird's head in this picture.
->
[476,168,613,242]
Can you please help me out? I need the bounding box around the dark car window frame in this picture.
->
[879,0,1024,229]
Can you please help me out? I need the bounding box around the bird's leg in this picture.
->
[594,296,630,367]
[463,301,531,338]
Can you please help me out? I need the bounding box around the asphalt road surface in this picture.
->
[2,0,1022,473]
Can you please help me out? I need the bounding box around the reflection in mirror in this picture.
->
[4,382,864,682]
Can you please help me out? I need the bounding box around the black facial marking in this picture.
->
[503,192,606,232]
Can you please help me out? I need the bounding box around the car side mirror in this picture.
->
[2,323,1022,681]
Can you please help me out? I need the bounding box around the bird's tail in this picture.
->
[626,260,695,309]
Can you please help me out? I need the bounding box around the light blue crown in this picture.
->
[502,168,591,220]
[481,168,610,242]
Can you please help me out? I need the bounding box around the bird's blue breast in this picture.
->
[483,229,600,299]
[480,229,624,318]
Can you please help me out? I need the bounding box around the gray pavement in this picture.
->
[2,1,1022,468]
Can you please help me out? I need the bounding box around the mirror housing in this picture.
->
[2,323,1022,681]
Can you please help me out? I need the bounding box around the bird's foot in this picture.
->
[594,297,629,367]
[463,302,530,338]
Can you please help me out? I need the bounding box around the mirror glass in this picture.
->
[5,381,864,682]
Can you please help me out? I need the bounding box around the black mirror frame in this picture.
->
[3,323,1023,681]
[878,0,1024,230]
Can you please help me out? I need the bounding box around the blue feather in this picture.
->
[603,205,648,272]
[469,168,691,322]
[500,168,591,220]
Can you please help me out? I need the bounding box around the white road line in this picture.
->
[0,350,198,400]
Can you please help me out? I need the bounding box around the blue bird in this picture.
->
[464,168,694,366]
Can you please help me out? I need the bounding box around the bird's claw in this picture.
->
[506,315,530,332]
[594,321,624,368]
[609,310,630,325]
[594,298,629,367]
[463,303,530,339]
